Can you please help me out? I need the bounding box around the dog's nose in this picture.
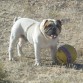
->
[52,27,55,30]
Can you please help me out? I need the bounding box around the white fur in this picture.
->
[8,17,59,66]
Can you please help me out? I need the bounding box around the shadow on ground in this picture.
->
[74,64,83,70]
[0,80,11,83]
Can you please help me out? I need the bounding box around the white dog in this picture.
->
[8,17,62,66]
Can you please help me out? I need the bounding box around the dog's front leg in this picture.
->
[34,43,41,66]
[50,46,58,65]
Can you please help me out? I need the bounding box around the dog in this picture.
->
[8,17,62,66]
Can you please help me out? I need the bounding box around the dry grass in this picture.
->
[0,62,5,80]
[0,0,83,83]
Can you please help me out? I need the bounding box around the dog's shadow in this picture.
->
[44,60,83,70]
[74,63,83,70]
[17,56,83,70]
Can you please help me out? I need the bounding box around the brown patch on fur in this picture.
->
[44,20,54,28]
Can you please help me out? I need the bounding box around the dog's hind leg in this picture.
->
[8,35,17,61]
[17,37,25,57]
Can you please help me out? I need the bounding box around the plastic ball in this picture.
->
[56,44,77,64]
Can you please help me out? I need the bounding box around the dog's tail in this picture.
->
[13,17,21,24]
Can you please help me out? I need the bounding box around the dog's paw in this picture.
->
[52,61,58,65]
[18,53,22,57]
[17,51,24,57]
[9,57,14,61]
[34,62,41,66]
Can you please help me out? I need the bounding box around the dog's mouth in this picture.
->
[47,34,57,39]
[51,35,57,39]
[45,30,58,39]
[45,32,57,39]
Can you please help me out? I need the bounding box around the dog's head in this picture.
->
[40,19,62,39]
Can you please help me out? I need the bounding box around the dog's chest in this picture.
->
[39,38,58,48]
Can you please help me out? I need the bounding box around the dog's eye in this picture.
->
[45,28,51,33]
[48,24,53,27]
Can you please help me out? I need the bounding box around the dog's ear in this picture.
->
[56,20,62,27]
[43,19,49,28]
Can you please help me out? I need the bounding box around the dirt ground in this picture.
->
[0,0,83,83]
